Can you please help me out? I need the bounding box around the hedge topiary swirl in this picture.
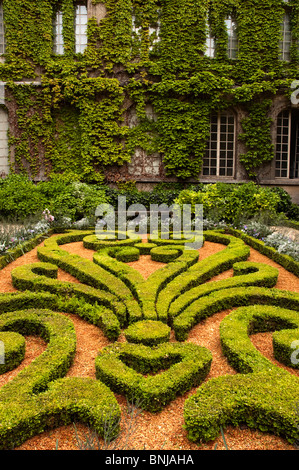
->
[0,228,299,448]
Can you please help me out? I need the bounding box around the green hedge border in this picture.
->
[168,261,279,324]
[124,320,171,347]
[226,227,299,277]
[0,231,52,270]
[0,307,121,449]
[173,285,299,341]
[184,304,299,444]
[0,331,25,374]
[95,341,212,413]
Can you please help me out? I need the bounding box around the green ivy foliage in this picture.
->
[1,0,299,181]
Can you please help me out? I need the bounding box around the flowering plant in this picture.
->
[42,209,54,224]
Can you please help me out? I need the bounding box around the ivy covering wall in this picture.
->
[1,0,299,182]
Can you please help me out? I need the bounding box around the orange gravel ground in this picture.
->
[0,236,298,451]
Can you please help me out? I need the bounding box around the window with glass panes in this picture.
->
[275,109,299,179]
[53,10,64,55]
[205,33,215,58]
[203,112,235,177]
[275,110,290,178]
[225,16,238,59]
[279,13,291,61]
[149,18,160,51]
[75,3,88,53]
[0,2,5,56]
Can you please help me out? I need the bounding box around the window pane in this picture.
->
[53,11,64,55]
[0,2,5,55]
[75,3,88,53]
[205,23,215,58]
[275,110,290,178]
[203,111,235,177]
[226,16,238,59]
[279,13,291,61]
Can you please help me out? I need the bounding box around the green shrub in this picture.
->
[115,246,140,263]
[95,341,212,413]
[184,304,299,444]
[124,320,171,346]
[227,228,299,276]
[0,331,25,374]
[0,310,120,450]
[175,182,281,223]
[0,174,46,219]
[37,178,109,221]
[0,174,109,222]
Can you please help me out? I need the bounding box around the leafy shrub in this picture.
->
[270,186,299,221]
[105,186,181,210]
[124,320,171,347]
[175,182,281,223]
[37,177,108,221]
[0,174,46,219]
[0,174,109,222]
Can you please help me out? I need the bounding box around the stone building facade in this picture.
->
[0,1,298,204]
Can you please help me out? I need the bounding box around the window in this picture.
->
[53,10,64,55]
[0,106,9,176]
[75,3,88,53]
[275,109,299,179]
[132,10,161,52]
[149,19,160,51]
[0,2,5,56]
[132,14,141,38]
[205,32,215,58]
[205,14,215,58]
[203,111,235,177]
[225,16,238,59]
[279,13,292,61]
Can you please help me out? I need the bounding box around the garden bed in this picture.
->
[0,232,298,450]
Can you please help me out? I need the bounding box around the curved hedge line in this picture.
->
[0,331,25,374]
[168,261,279,323]
[93,243,199,323]
[124,320,171,347]
[95,341,212,413]
[227,227,299,276]
[220,305,299,373]
[1,228,299,448]
[184,304,299,444]
[173,285,299,341]
[37,232,143,325]
[156,231,250,322]
[11,262,124,340]
[83,233,141,251]
[0,307,121,449]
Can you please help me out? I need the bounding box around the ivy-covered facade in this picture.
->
[0,0,299,201]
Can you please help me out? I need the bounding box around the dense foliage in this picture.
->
[1,0,299,181]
